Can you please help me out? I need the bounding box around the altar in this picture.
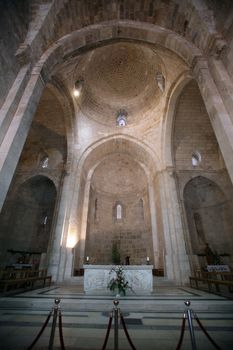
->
[83,265,153,295]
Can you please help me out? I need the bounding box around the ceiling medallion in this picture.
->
[116,109,128,127]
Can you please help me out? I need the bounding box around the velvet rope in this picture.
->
[194,314,222,350]
[175,314,186,350]
[101,313,113,350]
[59,310,66,350]
[27,311,52,350]
[120,312,137,350]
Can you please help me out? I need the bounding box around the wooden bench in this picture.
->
[0,269,52,293]
[190,276,233,294]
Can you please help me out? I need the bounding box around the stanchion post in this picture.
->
[113,300,119,350]
[49,298,60,350]
[184,301,197,350]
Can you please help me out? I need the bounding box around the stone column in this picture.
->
[0,65,30,145]
[47,170,71,282]
[78,173,92,267]
[208,58,233,124]
[157,168,190,285]
[0,70,45,210]
[147,175,159,267]
[193,58,233,184]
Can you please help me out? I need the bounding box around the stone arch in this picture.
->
[162,72,193,168]
[0,19,206,211]
[183,176,233,267]
[18,0,221,67]
[39,22,202,81]
[79,134,159,175]
[45,81,75,170]
[0,175,57,268]
[67,134,161,271]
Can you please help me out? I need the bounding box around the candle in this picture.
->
[146,256,150,261]
[86,256,89,262]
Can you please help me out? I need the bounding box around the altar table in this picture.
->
[83,265,153,294]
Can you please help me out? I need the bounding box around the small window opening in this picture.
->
[41,155,49,168]
[116,204,122,220]
[192,151,201,167]
[94,198,98,221]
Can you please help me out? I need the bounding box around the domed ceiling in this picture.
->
[73,42,165,126]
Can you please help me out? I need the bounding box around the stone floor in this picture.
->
[0,282,233,350]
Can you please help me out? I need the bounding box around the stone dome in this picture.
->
[74,42,165,126]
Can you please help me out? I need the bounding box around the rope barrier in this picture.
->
[27,299,66,350]
[120,312,137,350]
[176,301,222,350]
[101,300,137,350]
[101,312,113,350]
[59,309,66,350]
[194,314,222,350]
[175,314,186,350]
[27,311,52,350]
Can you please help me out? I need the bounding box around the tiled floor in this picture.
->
[0,285,233,349]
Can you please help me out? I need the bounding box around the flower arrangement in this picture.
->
[107,266,130,296]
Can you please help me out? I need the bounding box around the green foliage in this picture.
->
[107,266,130,296]
[112,242,121,265]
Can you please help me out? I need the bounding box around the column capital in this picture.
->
[191,56,209,78]
[206,34,227,59]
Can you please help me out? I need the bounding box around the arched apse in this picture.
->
[0,176,57,268]
[84,152,153,266]
[66,135,163,273]
[183,176,233,267]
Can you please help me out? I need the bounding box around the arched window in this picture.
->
[192,151,201,167]
[40,155,49,168]
[113,202,124,222]
[116,204,122,220]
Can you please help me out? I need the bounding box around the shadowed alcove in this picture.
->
[184,176,233,266]
[0,176,57,267]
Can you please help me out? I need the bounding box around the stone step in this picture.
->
[1,293,232,313]
[153,277,177,286]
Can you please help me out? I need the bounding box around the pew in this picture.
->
[0,269,52,294]
[189,270,233,294]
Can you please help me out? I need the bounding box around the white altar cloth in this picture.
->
[83,265,153,294]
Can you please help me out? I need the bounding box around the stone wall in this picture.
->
[0,176,57,267]
[0,85,67,268]
[85,187,153,266]
[174,80,221,171]
[173,79,233,267]
[0,0,30,107]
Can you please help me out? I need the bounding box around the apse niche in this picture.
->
[84,153,154,266]
[0,176,57,267]
[184,176,233,266]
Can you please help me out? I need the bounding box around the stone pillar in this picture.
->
[193,58,233,184]
[158,168,190,285]
[147,175,159,267]
[47,170,71,282]
[208,58,233,125]
[0,65,30,145]
[78,174,92,267]
[0,70,45,210]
